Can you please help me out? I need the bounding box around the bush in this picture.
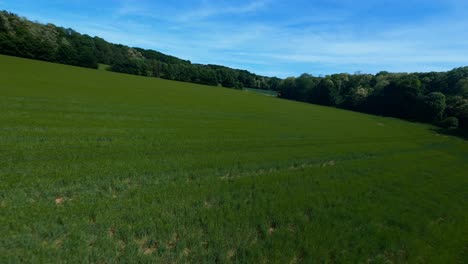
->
[439,117,459,129]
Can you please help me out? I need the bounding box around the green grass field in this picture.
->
[1,54,467,263]
[243,88,278,97]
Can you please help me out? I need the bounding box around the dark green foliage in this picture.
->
[439,117,459,129]
[454,78,468,96]
[277,77,298,100]
[278,69,468,133]
[422,92,446,121]
[0,11,277,90]
[312,77,341,106]
[134,47,189,65]
[111,60,143,75]
[446,96,468,130]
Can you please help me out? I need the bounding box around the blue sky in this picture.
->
[1,0,467,77]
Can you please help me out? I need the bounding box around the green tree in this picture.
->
[278,77,298,100]
[76,47,98,68]
[455,78,468,96]
[422,92,446,121]
[446,96,468,129]
[311,77,340,106]
[383,74,422,118]
[440,117,459,129]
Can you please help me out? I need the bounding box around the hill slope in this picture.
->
[1,55,467,263]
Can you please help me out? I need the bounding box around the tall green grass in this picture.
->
[1,54,467,263]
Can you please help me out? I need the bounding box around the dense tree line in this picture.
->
[278,70,468,132]
[0,11,278,90]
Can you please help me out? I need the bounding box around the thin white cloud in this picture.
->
[115,0,147,17]
[114,0,270,23]
[263,53,468,65]
[174,0,270,22]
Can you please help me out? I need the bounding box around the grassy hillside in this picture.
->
[244,88,278,96]
[1,54,467,263]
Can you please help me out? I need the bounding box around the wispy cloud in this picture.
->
[175,0,270,22]
[114,0,270,22]
[115,0,147,17]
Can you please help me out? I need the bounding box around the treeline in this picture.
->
[278,70,468,131]
[0,11,280,89]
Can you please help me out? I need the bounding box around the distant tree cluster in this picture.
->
[0,11,280,90]
[278,70,468,132]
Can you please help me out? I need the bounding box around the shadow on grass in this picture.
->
[432,127,468,140]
